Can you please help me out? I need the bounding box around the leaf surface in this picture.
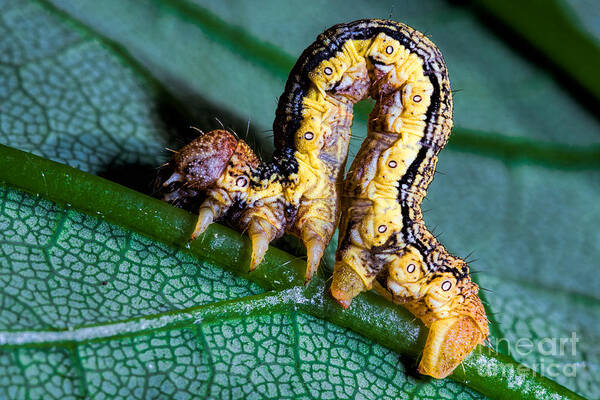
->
[0,0,598,399]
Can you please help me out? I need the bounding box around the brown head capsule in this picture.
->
[167,130,237,190]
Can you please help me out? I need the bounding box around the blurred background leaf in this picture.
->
[0,0,598,398]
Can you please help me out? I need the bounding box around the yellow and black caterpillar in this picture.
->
[160,19,488,379]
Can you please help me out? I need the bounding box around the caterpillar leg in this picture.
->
[191,190,286,272]
[301,226,327,282]
[418,314,485,379]
[330,259,367,308]
[330,244,374,307]
[191,207,213,240]
[248,217,276,271]
[294,198,338,282]
[374,270,484,379]
[419,280,488,378]
[237,195,286,271]
[190,192,232,240]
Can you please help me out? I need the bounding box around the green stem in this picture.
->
[0,144,585,400]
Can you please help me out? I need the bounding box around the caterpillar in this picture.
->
[159,19,488,379]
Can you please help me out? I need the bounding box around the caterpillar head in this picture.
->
[164,129,237,190]
[159,130,257,206]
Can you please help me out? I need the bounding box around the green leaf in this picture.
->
[0,0,598,399]
[0,0,179,175]
[48,0,600,147]
[0,145,582,400]
[470,0,600,103]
